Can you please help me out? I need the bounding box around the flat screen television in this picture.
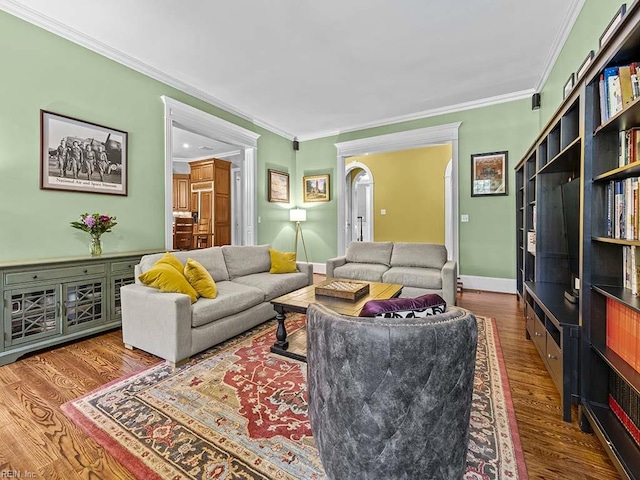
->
[561,178,580,303]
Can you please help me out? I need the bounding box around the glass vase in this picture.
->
[90,235,103,256]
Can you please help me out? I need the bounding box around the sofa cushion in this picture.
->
[139,247,230,282]
[359,294,447,318]
[222,245,271,279]
[191,281,265,327]
[382,266,442,290]
[333,263,389,282]
[269,248,297,274]
[184,258,217,299]
[233,271,309,301]
[346,241,393,266]
[390,242,447,269]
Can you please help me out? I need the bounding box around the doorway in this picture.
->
[335,122,461,261]
[162,96,260,249]
[345,161,374,243]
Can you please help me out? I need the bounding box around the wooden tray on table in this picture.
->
[314,279,370,301]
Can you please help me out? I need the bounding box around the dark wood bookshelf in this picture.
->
[516,2,640,474]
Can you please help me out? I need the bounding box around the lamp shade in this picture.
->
[290,208,307,222]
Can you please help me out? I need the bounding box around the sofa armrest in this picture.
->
[121,284,192,364]
[296,262,314,285]
[441,260,458,306]
[326,256,347,278]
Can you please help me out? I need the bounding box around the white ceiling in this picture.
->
[171,126,239,161]
[3,0,582,140]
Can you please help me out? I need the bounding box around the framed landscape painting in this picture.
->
[40,110,128,195]
[268,169,289,203]
[471,151,508,197]
[303,174,330,202]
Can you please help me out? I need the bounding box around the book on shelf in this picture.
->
[527,231,536,253]
[600,62,640,123]
[618,127,640,167]
[532,204,536,230]
[605,178,640,240]
[609,372,640,448]
[606,296,640,372]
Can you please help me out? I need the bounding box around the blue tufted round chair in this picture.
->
[306,303,478,480]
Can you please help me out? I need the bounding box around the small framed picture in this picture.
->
[471,151,508,197]
[40,110,127,195]
[303,174,330,202]
[576,50,595,80]
[599,4,627,47]
[563,73,576,99]
[268,169,289,203]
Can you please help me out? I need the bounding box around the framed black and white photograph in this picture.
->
[563,73,576,99]
[576,50,595,80]
[471,151,508,197]
[40,110,128,195]
[599,4,627,47]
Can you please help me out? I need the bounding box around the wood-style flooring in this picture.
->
[0,283,622,479]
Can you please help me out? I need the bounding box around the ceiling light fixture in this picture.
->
[183,143,190,148]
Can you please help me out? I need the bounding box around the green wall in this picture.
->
[0,10,294,261]
[298,100,537,278]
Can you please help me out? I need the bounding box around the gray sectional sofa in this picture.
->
[121,245,313,366]
[326,241,457,306]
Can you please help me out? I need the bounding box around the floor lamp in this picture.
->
[290,208,309,263]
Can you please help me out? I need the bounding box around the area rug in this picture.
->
[62,315,527,479]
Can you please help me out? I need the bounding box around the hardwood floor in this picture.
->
[0,287,621,479]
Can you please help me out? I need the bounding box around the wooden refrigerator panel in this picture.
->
[214,160,231,246]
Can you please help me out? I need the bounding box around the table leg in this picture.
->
[273,305,289,350]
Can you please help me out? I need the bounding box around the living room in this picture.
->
[0,1,637,479]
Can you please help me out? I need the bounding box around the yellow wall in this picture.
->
[348,145,452,243]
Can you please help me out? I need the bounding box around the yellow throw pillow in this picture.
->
[269,248,297,274]
[156,251,183,272]
[138,263,198,303]
[184,258,217,299]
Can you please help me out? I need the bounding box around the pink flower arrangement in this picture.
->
[70,213,117,237]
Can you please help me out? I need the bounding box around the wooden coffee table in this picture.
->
[270,279,403,362]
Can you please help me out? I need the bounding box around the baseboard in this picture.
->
[310,263,326,275]
[459,275,516,294]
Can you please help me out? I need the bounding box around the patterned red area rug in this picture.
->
[62,315,527,479]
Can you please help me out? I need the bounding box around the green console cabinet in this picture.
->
[0,250,160,365]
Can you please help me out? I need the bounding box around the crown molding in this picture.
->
[299,89,533,142]
[533,0,586,92]
[0,0,295,141]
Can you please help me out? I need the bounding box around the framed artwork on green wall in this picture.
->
[268,169,289,202]
[471,151,508,197]
[303,174,330,202]
[40,110,128,195]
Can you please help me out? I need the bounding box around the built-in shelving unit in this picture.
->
[516,3,640,477]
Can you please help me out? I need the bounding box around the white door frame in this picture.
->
[345,161,374,242]
[335,122,461,261]
[161,96,260,249]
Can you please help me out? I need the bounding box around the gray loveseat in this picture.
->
[121,245,313,366]
[326,241,457,306]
